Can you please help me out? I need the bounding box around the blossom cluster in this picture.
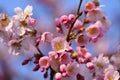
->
[0,0,119,80]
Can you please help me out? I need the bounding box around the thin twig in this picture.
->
[50,67,56,80]
[66,0,83,42]
[35,43,44,57]
[77,0,83,15]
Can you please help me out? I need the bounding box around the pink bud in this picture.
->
[72,20,83,31]
[55,18,61,27]
[55,73,62,80]
[40,67,45,72]
[29,18,36,25]
[68,14,75,22]
[86,62,94,70]
[60,15,68,25]
[56,27,63,33]
[62,72,67,77]
[60,64,67,72]
[85,53,92,60]
[36,37,41,43]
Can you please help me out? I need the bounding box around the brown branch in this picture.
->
[66,0,83,42]
[77,0,83,15]
[35,43,44,57]
[50,67,56,80]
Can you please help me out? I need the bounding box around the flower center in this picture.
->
[55,43,64,51]
[96,62,103,69]
[42,59,48,66]
[80,48,86,54]
[88,27,97,35]
[86,3,93,10]
[77,35,86,43]
[1,18,9,27]
[108,76,113,80]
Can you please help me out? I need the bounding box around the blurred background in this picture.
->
[0,0,120,80]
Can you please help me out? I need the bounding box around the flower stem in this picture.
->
[77,0,83,15]
[66,0,83,42]
[35,43,44,57]
[50,67,55,80]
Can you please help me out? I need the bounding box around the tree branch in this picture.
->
[66,0,83,42]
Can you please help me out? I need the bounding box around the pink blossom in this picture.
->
[39,56,50,70]
[86,22,101,39]
[72,20,83,31]
[41,32,53,43]
[84,2,96,12]
[76,47,87,56]
[66,62,79,76]
[48,51,61,71]
[86,8,105,22]
[59,52,71,64]
[104,65,120,80]
[75,34,89,47]
[100,17,111,33]
[92,54,110,75]
[51,37,69,52]
[14,5,33,20]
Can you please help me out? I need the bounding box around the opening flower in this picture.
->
[75,34,89,47]
[14,5,33,20]
[51,37,69,52]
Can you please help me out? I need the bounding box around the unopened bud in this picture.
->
[33,64,40,71]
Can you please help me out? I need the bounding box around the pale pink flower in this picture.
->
[86,21,101,38]
[0,14,13,32]
[68,14,75,23]
[72,20,83,31]
[14,5,33,20]
[100,17,111,32]
[84,2,96,12]
[8,37,32,55]
[48,51,60,71]
[59,52,71,64]
[86,8,105,22]
[75,34,89,47]
[92,54,110,75]
[104,65,120,80]
[76,47,92,63]
[51,37,69,52]
[39,56,50,70]
[110,53,120,70]
[76,47,87,56]
[41,32,53,43]
[66,62,80,76]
